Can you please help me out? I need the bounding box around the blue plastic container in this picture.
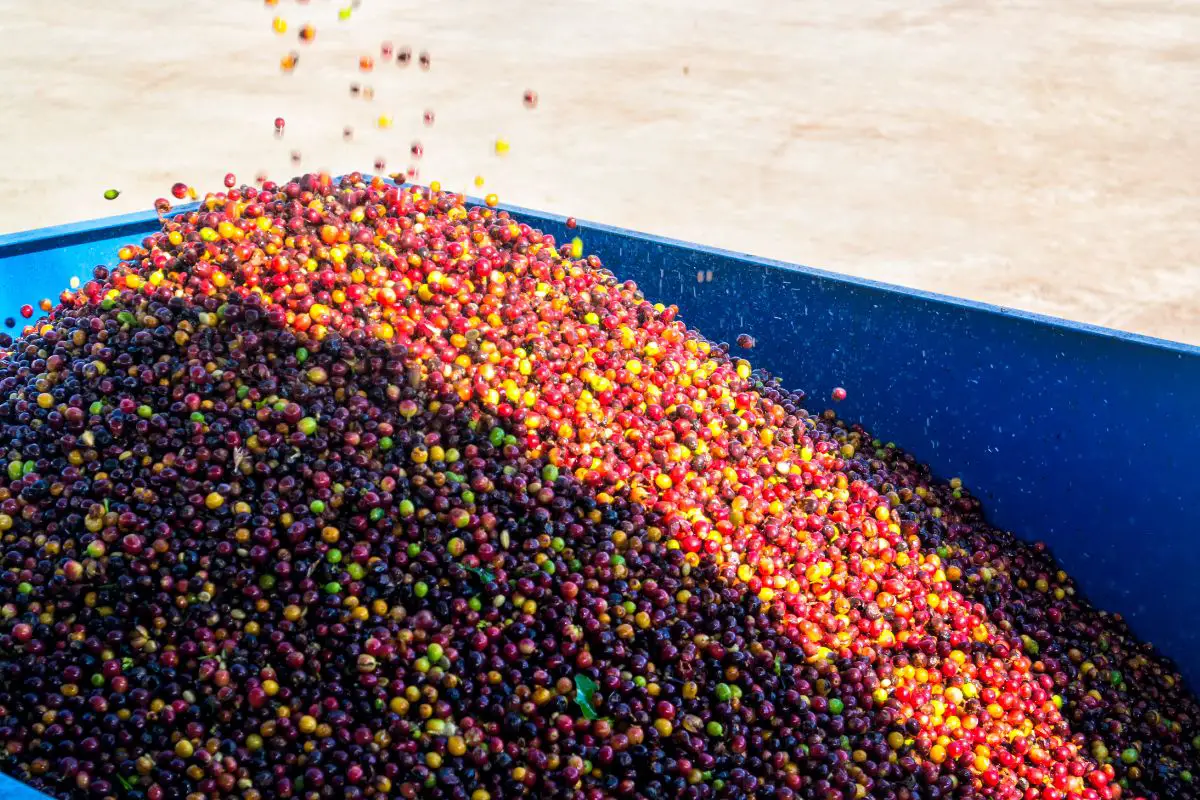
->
[1,194,1199,799]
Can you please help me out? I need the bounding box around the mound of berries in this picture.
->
[0,173,1197,800]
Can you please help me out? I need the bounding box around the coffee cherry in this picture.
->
[0,173,1191,800]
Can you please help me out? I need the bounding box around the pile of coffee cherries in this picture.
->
[0,173,1197,800]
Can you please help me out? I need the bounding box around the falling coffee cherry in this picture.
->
[359,55,374,72]
[274,117,286,137]
[397,47,411,66]
[736,334,756,350]
[280,52,299,72]
[523,90,539,109]
[832,386,847,402]
[374,157,386,171]
[410,142,424,159]
[418,50,430,70]
[103,189,120,201]
[291,151,302,165]
[423,110,435,127]
[343,126,354,141]
[224,173,237,189]
[381,41,393,58]
[170,182,189,200]
[349,83,361,97]
[298,24,315,42]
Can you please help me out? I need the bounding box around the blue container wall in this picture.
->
[0,771,49,799]
[1,197,1199,797]
[527,213,1200,682]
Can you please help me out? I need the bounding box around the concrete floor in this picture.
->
[0,0,1197,343]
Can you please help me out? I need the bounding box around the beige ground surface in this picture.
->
[0,0,1197,342]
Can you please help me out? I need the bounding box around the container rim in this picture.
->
[3,179,1197,360]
